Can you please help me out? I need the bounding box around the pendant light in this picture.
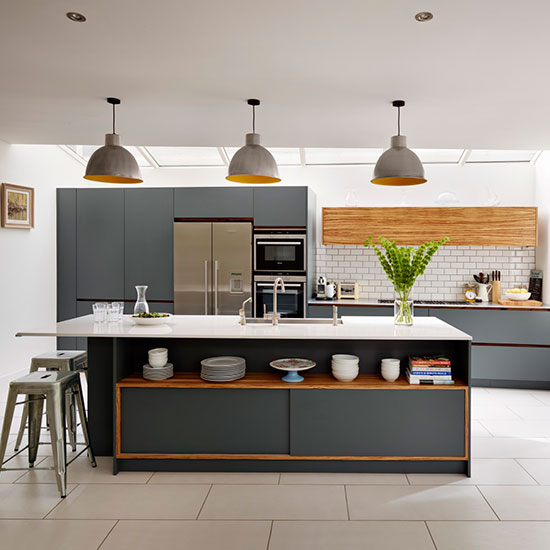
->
[226,99,281,184]
[84,97,143,184]
[371,100,426,186]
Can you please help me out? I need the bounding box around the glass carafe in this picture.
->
[134,285,149,315]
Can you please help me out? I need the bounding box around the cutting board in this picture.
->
[498,299,543,307]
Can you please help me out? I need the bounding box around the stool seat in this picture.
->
[0,366,96,498]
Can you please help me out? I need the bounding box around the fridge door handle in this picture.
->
[204,260,208,315]
[214,260,219,315]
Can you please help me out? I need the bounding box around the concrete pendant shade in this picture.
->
[371,135,426,186]
[84,133,143,184]
[226,132,281,184]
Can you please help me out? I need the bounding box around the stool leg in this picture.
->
[74,379,96,467]
[13,403,28,452]
[28,394,44,467]
[66,390,77,452]
[0,388,18,470]
[46,390,67,498]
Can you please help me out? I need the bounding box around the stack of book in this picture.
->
[406,355,454,385]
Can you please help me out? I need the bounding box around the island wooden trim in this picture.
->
[116,452,468,461]
[322,207,538,246]
[116,372,467,390]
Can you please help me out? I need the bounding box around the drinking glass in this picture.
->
[92,302,107,323]
[107,303,120,323]
[112,302,124,322]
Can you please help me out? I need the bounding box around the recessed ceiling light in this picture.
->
[415,11,433,22]
[66,12,86,23]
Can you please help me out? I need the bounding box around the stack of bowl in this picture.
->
[331,354,359,381]
[381,358,400,382]
[143,347,173,380]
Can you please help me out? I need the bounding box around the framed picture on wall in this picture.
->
[1,183,34,229]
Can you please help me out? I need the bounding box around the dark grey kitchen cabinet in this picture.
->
[57,189,77,322]
[76,189,125,300]
[253,187,308,227]
[124,189,174,301]
[174,187,253,218]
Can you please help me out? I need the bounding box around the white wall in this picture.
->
[0,142,82,379]
[0,144,537,378]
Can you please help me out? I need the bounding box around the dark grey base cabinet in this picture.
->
[121,388,289,454]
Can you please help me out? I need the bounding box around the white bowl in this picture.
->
[332,361,359,369]
[149,347,168,355]
[505,291,531,301]
[332,368,359,374]
[381,370,399,382]
[149,356,168,368]
[381,359,400,365]
[332,354,359,363]
[332,371,359,382]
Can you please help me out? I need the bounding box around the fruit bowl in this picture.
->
[505,290,531,301]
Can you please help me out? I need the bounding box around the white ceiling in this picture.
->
[2,1,550,149]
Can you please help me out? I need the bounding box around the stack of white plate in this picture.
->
[143,363,173,380]
[331,354,359,382]
[381,358,400,382]
[200,356,246,382]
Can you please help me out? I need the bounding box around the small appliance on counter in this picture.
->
[464,283,476,303]
[315,276,327,299]
[337,281,360,300]
[529,269,543,302]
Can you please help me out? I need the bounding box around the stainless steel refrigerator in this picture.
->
[174,222,252,315]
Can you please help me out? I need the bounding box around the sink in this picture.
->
[244,318,343,325]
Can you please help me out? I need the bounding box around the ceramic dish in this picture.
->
[270,358,316,383]
[132,314,172,326]
[504,291,531,301]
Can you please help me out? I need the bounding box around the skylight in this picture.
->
[466,150,538,163]
[145,147,224,167]
[304,148,383,165]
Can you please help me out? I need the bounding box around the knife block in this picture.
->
[491,281,501,303]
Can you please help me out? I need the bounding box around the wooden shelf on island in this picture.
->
[117,372,467,390]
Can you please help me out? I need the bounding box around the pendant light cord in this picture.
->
[397,105,401,136]
[112,102,116,135]
[252,104,256,133]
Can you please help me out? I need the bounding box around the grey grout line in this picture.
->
[266,520,274,550]
[96,519,119,550]
[277,472,281,484]
[42,483,80,519]
[513,458,541,485]
[195,484,213,520]
[424,521,438,550]
[474,485,501,521]
[343,485,350,520]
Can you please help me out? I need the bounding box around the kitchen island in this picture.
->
[17,315,472,475]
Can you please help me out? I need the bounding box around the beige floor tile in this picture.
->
[474,392,545,407]
[269,520,434,550]
[148,471,279,484]
[472,437,550,458]
[407,458,537,486]
[471,405,520,421]
[47,483,210,519]
[0,455,46,483]
[0,483,76,519]
[471,420,493,437]
[346,485,497,520]
[100,520,271,550]
[16,456,153,484]
[279,472,409,485]
[507,405,550,420]
[428,521,550,550]
[0,519,116,550]
[479,486,550,520]
[516,459,550,484]
[481,420,550,438]
[199,484,348,520]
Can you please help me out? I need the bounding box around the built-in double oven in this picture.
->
[253,230,307,318]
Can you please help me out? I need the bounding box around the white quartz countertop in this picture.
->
[17,314,472,341]
[308,299,550,311]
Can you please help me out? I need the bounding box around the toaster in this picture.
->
[337,281,360,300]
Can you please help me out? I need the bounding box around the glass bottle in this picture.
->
[134,285,149,315]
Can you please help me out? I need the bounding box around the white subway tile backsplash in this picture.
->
[316,245,536,301]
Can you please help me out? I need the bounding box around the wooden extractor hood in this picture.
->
[322,207,538,247]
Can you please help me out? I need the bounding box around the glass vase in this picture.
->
[394,287,414,326]
[134,285,149,315]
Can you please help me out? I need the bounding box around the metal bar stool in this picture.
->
[0,371,96,497]
[14,351,88,453]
